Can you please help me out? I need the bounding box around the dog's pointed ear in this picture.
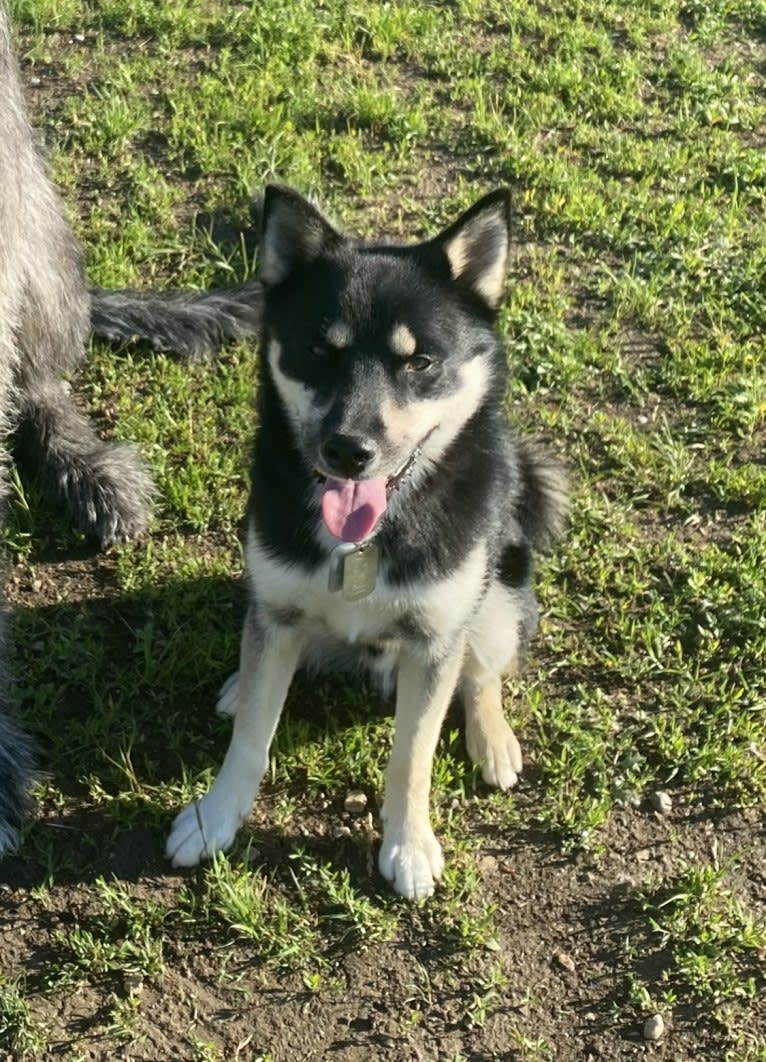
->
[260,185,343,286]
[432,189,511,311]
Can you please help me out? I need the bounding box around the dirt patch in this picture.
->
[2,757,763,1060]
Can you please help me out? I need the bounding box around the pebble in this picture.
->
[343,790,368,815]
[479,855,498,877]
[643,1013,665,1041]
[650,790,673,815]
[555,950,576,972]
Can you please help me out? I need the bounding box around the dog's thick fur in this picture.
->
[0,4,155,852]
[0,3,269,853]
[0,5,155,852]
[166,185,567,899]
[0,29,155,550]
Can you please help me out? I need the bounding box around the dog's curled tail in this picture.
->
[517,439,569,552]
[89,281,263,361]
[0,712,35,857]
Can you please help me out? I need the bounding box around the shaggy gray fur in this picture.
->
[0,4,153,852]
[1,14,154,547]
[0,712,35,855]
[90,281,263,361]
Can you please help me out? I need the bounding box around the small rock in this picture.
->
[643,1013,665,1041]
[344,790,368,815]
[332,824,352,839]
[650,790,673,815]
[479,855,498,877]
[123,973,143,994]
[555,950,576,972]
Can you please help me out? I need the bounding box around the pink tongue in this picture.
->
[320,477,388,542]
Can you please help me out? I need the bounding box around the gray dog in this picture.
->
[0,5,261,853]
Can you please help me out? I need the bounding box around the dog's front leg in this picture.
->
[167,608,303,866]
[378,636,466,900]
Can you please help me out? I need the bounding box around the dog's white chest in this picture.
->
[246,527,487,648]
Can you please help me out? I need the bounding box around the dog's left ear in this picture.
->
[432,189,511,311]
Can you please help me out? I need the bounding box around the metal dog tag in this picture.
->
[328,542,379,600]
[342,542,379,601]
[328,542,357,593]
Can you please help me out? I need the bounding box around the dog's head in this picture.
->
[259,185,511,543]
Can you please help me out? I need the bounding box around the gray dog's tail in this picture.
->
[0,712,35,856]
[89,281,263,361]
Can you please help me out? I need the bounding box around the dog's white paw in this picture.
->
[378,823,444,901]
[215,671,240,717]
[166,787,251,867]
[465,715,522,790]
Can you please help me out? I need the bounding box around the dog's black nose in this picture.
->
[321,434,377,478]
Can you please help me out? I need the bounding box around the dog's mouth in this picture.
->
[315,433,432,543]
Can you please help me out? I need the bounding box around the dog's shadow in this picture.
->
[1,554,399,894]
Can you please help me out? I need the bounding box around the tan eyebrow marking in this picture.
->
[389,323,417,358]
[324,320,353,348]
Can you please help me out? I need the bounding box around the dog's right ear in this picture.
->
[260,185,343,286]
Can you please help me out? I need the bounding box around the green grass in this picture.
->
[2,0,765,1057]
[622,857,766,1057]
[0,977,47,1058]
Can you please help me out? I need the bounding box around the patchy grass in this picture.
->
[0,976,47,1058]
[1,0,764,1058]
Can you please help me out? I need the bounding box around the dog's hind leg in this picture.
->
[12,218,153,547]
[12,126,154,547]
[167,608,303,866]
[378,637,466,901]
[462,671,522,791]
[461,579,536,790]
[15,384,154,547]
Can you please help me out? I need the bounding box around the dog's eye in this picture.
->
[405,354,432,372]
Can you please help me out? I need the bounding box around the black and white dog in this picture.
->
[167,186,567,900]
